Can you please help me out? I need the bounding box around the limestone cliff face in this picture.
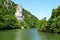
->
[2,0,24,22]
[15,5,24,21]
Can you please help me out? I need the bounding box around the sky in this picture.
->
[12,0,60,20]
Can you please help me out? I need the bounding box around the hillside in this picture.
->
[38,6,60,33]
[0,0,38,30]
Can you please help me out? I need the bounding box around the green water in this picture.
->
[0,28,60,40]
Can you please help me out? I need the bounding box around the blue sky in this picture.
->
[12,0,60,20]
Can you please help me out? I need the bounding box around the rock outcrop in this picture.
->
[4,0,12,8]
[15,5,24,21]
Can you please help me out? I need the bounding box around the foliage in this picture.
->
[0,0,20,29]
[38,6,60,33]
[37,17,48,31]
[22,9,38,28]
[0,0,38,30]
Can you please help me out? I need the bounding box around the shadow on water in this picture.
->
[0,29,17,40]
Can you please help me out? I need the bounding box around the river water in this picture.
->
[0,28,60,40]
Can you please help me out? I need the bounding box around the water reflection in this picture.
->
[0,29,60,40]
[38,32,60,40]
[15,29,39,40]
[0,30,16,40]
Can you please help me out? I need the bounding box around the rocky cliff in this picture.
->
[0,0,38,29]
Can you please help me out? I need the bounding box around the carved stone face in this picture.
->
[15,5,24,21]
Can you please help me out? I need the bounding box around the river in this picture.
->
[0,28,60,40]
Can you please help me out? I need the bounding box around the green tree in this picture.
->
[37,17,48,31]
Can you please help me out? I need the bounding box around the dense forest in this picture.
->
[22,9,38,28]
[38,6,60,33]
[0,0,38,30]
[0,0,19,29]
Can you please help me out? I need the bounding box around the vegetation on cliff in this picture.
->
[22,9,38,28]
[0,0,38,30]
[0,0,20,29]
[38,6,60,33]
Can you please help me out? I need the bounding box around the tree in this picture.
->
[37,17,48,31]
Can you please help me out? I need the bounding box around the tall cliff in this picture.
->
[0,0,38,29]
